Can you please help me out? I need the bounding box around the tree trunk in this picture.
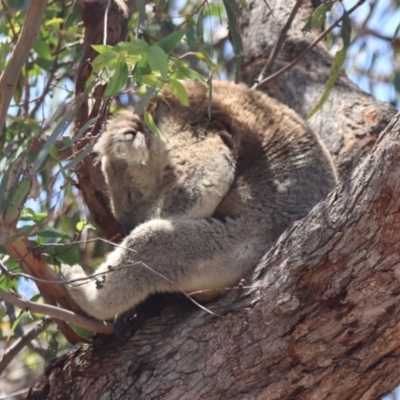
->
[28,1,400,399]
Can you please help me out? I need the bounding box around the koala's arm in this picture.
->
[62,217,264,321]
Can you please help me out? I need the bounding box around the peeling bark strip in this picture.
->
[28,112,400,400]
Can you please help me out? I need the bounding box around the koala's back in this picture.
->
[154,81,337,242]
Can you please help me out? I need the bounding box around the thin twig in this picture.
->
[0,288,114,334]
[253,0,305,88]
[0,318,50,376]
[255,0,366,91]
[175,0,208,31]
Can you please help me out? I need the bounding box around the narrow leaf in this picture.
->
[158,30,185,54]
[302,1,335,33]
[135,84,157,115]
[91,44,113,54]
[104,60,128,97]
[148,46,168,79]
[136,0,147,26]
[62,143,95,170]
[223,0,243,82]
[32,106,77,173]
[170,80,189,107]
[340,11,352,49]
[4,179,32,223]
[197,8,205,45]
[144,111,167,142]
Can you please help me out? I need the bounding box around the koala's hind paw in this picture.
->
[61,264,86,282]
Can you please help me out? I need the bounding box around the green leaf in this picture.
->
[91,51,118,70]
[196,8,205,45]
[302,1,335,33]
[32,106,77,173]
[62,143,94,170]
[136,0,147,26]
[75,144,99,172]
[223,0,243,82]
[169,80,189,107]
[135,84,157,115]
[91,44,113,54]
[308,10,351,118]
[49,144,58,158]
[144,111,167,142]
[72,117,97,144]
[6,223,41,243]
[9,310,24,339]
[104,60,128,97]
[45,18,64,27]
[76,221,87,232]
[177,65,206,83]
[4,179,31,223]
[340,11,352,49]
[308,48,346,118]
[33,37,52,60]
[148,46,168,79]
[158,30,185,54]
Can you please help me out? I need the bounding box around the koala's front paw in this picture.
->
[61,264,87,283]
[99,112,152,164]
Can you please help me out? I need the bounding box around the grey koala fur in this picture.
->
[62,81,337,321]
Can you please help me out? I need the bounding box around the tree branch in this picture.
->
[252,0,305,87]
[0,0,48,134]
[0,289,113,335]
[254,0,366,91]
[0,318,50,376]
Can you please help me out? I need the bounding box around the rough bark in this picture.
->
[29,1,400,399]
[241,0,397,178]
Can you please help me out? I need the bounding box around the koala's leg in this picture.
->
[62,217,265,321]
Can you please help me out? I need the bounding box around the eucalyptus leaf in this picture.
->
[148,46,168,79]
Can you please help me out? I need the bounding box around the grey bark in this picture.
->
[241,0,397,178]
[28,1,400,399]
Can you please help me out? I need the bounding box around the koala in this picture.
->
[62,81,337,321]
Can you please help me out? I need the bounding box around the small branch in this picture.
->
[360,27,400,49]
[0,288,114,335]
[0,0,48,135]
[252,0,304,88]
[0,318,50,376]
[5,304,48,359]
[255,0,366,91]
[174,0,208,31]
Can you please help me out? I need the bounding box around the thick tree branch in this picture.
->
[28,112,400,399]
